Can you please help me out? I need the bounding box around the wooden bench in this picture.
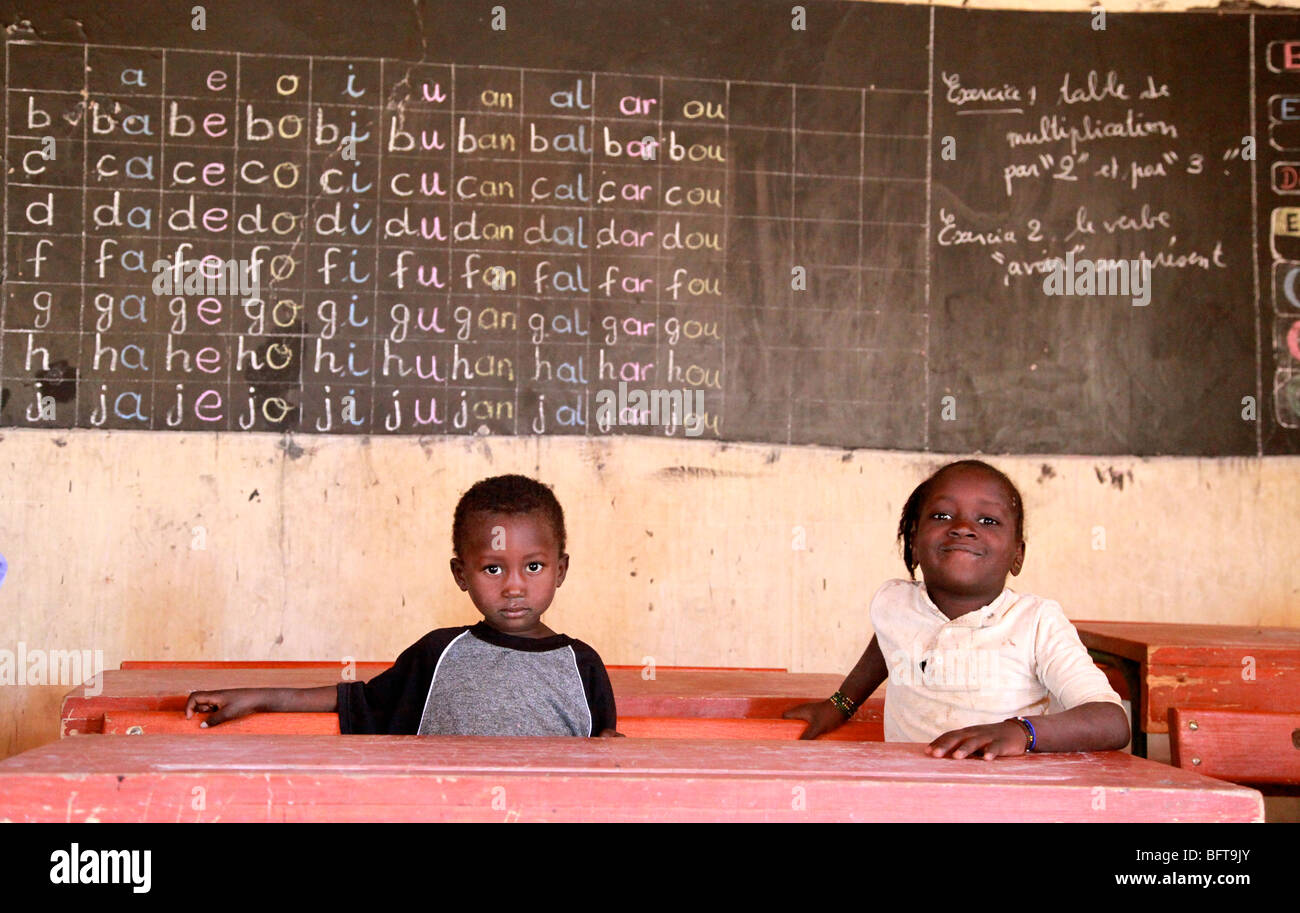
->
[62,668,884,736]
[99,710,882,740]
[1168,707,1300,786]
[0,733,1263,822]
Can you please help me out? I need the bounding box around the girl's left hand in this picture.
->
[927,721,1028,760]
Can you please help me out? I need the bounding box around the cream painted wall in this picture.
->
[2,0,1299,759]
[2,430,1298,756]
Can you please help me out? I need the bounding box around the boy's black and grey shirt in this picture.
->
[337,622,617,736]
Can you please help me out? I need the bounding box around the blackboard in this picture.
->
[2,0,1297,455]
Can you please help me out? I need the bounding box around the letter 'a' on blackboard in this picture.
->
[1,0,1296,455]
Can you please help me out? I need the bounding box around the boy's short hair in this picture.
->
[896,459,1025,579]
[452,474,567,557]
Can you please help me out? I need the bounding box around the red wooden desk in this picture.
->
[62,668,883,736]
[0,734,1263,822]
[1075,621,1300,758]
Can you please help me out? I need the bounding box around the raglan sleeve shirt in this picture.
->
[336,624,619,736]
[336,627,468,735]
[571,640,618,734]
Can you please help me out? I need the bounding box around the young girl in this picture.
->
[785,460,1130,758]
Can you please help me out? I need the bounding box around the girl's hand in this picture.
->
[928,720,1028,760]
[782,700,850,740]
[184,688,269,727]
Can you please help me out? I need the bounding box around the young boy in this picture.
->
[185,474,619,737]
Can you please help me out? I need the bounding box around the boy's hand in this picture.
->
[184,688,268,727]
[782,700,850,740]
[927,720,1028,760]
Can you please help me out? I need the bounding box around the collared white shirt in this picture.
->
[869,578,1123,743]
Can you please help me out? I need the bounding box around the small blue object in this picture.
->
[1022,716,1037,752]
[0,552,7,586]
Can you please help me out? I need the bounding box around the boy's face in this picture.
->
[450,510,568,638]
[915,466,1024,601]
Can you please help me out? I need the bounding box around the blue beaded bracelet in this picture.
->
[1014,716,1037,752]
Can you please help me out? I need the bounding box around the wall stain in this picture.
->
[278,435,305,460]
[655,466,752,480]
[1094,466,1134,490]
[581,440,609,480]
[462,437,493,463]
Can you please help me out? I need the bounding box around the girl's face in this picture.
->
[914,466,1024,600]
[450,510,568,638]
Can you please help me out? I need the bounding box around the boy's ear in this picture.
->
[449,556,469,591]
[1010,541,1025,576]
[554,552,570,588]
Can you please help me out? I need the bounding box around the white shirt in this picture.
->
[869,578,1123,743]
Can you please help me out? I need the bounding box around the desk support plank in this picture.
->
[62,669,883,736]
